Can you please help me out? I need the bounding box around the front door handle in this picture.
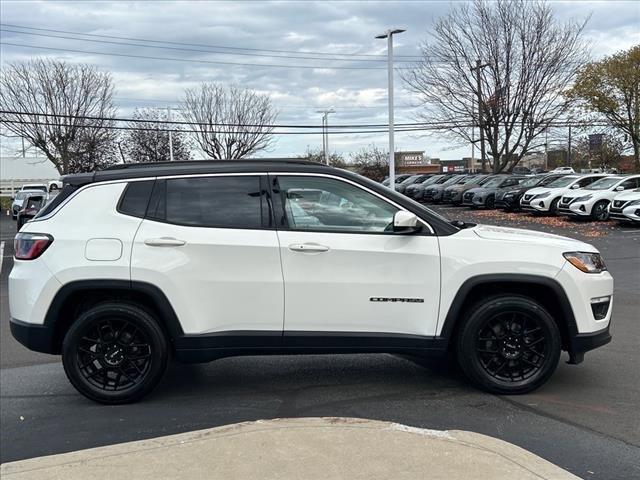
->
[289,243,330,253]
[144,237,186,247]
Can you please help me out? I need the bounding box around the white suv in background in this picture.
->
[520,174,607,215]
[608,188,640,224]
[10,160,613,403]
[557,175,640,221]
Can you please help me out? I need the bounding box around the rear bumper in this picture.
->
[567,325,611,364]
[10,317,57,354]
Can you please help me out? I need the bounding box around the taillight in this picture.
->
[14,233,54,260]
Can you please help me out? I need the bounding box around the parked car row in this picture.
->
[10,183,57,230]
[385,172,640,225]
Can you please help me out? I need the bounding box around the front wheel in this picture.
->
[456,295,561,394]
[549,198,560,215]
[485,196,495,209]
[62,302,169,404]
[592,200,609,221]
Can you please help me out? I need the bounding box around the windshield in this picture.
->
[519,177,542,188]
[547,176,579,188]
[482,177,506,188]
[413,176,430,184]
[584,177,624,190]
[400,175,420,185]
[421,175,444,186]
[442,175,465,186]
[15,192,29,200]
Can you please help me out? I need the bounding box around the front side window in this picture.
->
[276,176,399,233]
[149,176,265,229]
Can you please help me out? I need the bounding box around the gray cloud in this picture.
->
[1,0,638,159]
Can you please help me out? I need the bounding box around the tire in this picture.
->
[549,198,560,215]
[485,195,495,209]
[62,302,169,404]
[456,295,561,395]
[16,217,25,231]
[591,200,609,221]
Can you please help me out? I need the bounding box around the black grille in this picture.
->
[464,192,474,201]
[523,194,533,201]
[613,200,626,208]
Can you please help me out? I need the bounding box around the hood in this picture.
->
[472,224,595,251]
[613,190,640,201]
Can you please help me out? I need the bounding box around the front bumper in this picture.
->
[558,201,591,217]
[609,206,640,223]
[567,325,611,364]
[495,195,518,209]
[10,318,57,354]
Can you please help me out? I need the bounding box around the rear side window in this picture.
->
[118,180,155,218]
[148,176,266,229]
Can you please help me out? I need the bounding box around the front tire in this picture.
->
[485,195,495,209]
[62,302,168,404]
[591,200,609,221]
[456,295,561,394]
[549,198,560,215]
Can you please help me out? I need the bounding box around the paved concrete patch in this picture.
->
[1,417,579,480]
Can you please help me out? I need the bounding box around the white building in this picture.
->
[1,156,61,195]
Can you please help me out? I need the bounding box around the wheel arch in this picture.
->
[45,280,183,354]
[439,274,577,352]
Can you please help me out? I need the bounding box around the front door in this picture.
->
[272,174,441,338]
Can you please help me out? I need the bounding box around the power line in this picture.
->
[0,27,419,64]
[0,119,450,135]
[0,109,460,129]
[0,23,424,60]
[0,42,399,70]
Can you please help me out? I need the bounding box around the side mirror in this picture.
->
[615,186,624,191]
[571,184,580,189]
[393,211,421,233]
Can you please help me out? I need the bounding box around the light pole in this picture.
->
[316,108,334,165]
[167,106,174,162]
[376,28,405,190]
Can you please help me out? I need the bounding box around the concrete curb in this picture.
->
[1,417,579,479]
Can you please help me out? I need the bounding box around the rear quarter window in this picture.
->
[117,180,155,218]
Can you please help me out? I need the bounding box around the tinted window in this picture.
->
[118,180,154,218]
[156,176,264,229]
[276,176,398,233]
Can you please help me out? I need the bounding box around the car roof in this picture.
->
[61,159,331,186]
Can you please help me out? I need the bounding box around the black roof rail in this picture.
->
[102,159,327,171]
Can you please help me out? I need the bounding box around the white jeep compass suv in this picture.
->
[10,161,613,403]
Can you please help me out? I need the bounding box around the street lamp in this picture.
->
[376,28,405,190]
[316,108,335,165]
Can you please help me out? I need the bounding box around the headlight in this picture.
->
[563,252,607,273]
[533,192,550,199]
[574,195,593,202]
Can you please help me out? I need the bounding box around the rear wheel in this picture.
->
[62,302,168,404]
[456,295,561,394]
[592,200,609,221]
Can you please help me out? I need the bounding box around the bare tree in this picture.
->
[350,146,389,181]
[299,147,348,168]
[121,108,192,163]
[181,83,277,159]
[403,0,590,172]
[0,58,117,174]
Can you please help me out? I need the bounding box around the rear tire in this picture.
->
[62,302,168,404]
[456,295,561,395]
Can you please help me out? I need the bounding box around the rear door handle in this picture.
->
[144,237,186,247]
[289,243,330,253]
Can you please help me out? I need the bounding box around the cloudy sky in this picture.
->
[1,0,639,160]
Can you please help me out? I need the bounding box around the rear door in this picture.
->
[271,173,441,338]
[131,174,284,335]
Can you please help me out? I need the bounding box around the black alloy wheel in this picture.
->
[62,302,168,404]
[549,198,560,215]
[592,200,609,221]
[457,295,561,394]
[485,195,495,209]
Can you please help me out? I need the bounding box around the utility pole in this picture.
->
[471,59,490,173]
[316,109,334,165]
[167,106,174,162]
[567,125,572,168]
[376,28,405,190]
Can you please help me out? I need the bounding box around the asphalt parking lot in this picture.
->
[1,210,638,479]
